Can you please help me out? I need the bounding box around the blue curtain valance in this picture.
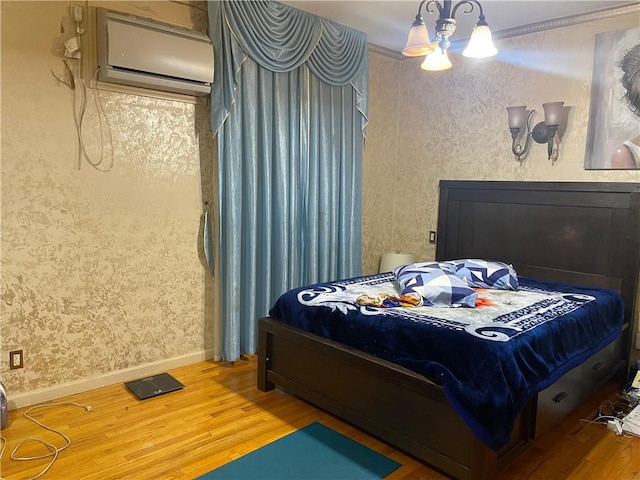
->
[209,1,368,135]
[307,19,367,86]
[223,1,322,72]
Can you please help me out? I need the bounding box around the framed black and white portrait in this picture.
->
[584,26,640,170]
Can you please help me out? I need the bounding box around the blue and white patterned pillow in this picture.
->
[393,262,478,308]
[442,259,519,290]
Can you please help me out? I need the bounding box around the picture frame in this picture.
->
[584,26,640,170]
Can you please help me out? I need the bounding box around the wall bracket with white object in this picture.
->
[96,8,214,96]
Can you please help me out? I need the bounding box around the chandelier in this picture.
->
[402,0,497,71]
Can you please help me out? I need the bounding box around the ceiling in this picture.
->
[281,1,636,54]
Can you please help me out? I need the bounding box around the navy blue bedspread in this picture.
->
[269,274,624,450]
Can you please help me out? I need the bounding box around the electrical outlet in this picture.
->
[9,350,23,370]
[429,231,437,244]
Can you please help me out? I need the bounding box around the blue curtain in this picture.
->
[208,1,368,361]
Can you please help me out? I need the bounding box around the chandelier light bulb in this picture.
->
[421,44,453,71]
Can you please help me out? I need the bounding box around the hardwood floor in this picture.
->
[1,357,638,479]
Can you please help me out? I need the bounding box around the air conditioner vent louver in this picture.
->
[96,8,214,97]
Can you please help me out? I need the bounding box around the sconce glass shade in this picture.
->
[402,22,434,57]
[542,102,564,126]
[506,106,527,130]
[462,24,497,58]
[421,44,452,71]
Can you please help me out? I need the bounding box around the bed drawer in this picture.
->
[535,366,583,436]
[581,339,620,391]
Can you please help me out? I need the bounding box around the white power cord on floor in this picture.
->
[0,402,92,480]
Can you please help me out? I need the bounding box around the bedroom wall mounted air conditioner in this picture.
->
[96,8,214,97]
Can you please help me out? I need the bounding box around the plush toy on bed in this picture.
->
[356,292,423,308]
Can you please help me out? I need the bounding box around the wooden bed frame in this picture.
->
[258,181,640,480]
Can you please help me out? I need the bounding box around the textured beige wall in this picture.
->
[361,53,402,275]
[363,12,640,274]
[0,1,216,395]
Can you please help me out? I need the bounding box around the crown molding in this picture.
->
[492,3,640,41]
[368,43,404,60]
[369,3,640,61]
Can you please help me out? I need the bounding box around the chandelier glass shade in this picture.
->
[421,43,453,71]
[462,22,497,58]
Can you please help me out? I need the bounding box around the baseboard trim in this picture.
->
[8,349,216,410]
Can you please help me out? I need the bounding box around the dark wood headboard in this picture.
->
[436,181,640,370]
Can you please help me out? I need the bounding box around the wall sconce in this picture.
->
[506,102,564,163]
